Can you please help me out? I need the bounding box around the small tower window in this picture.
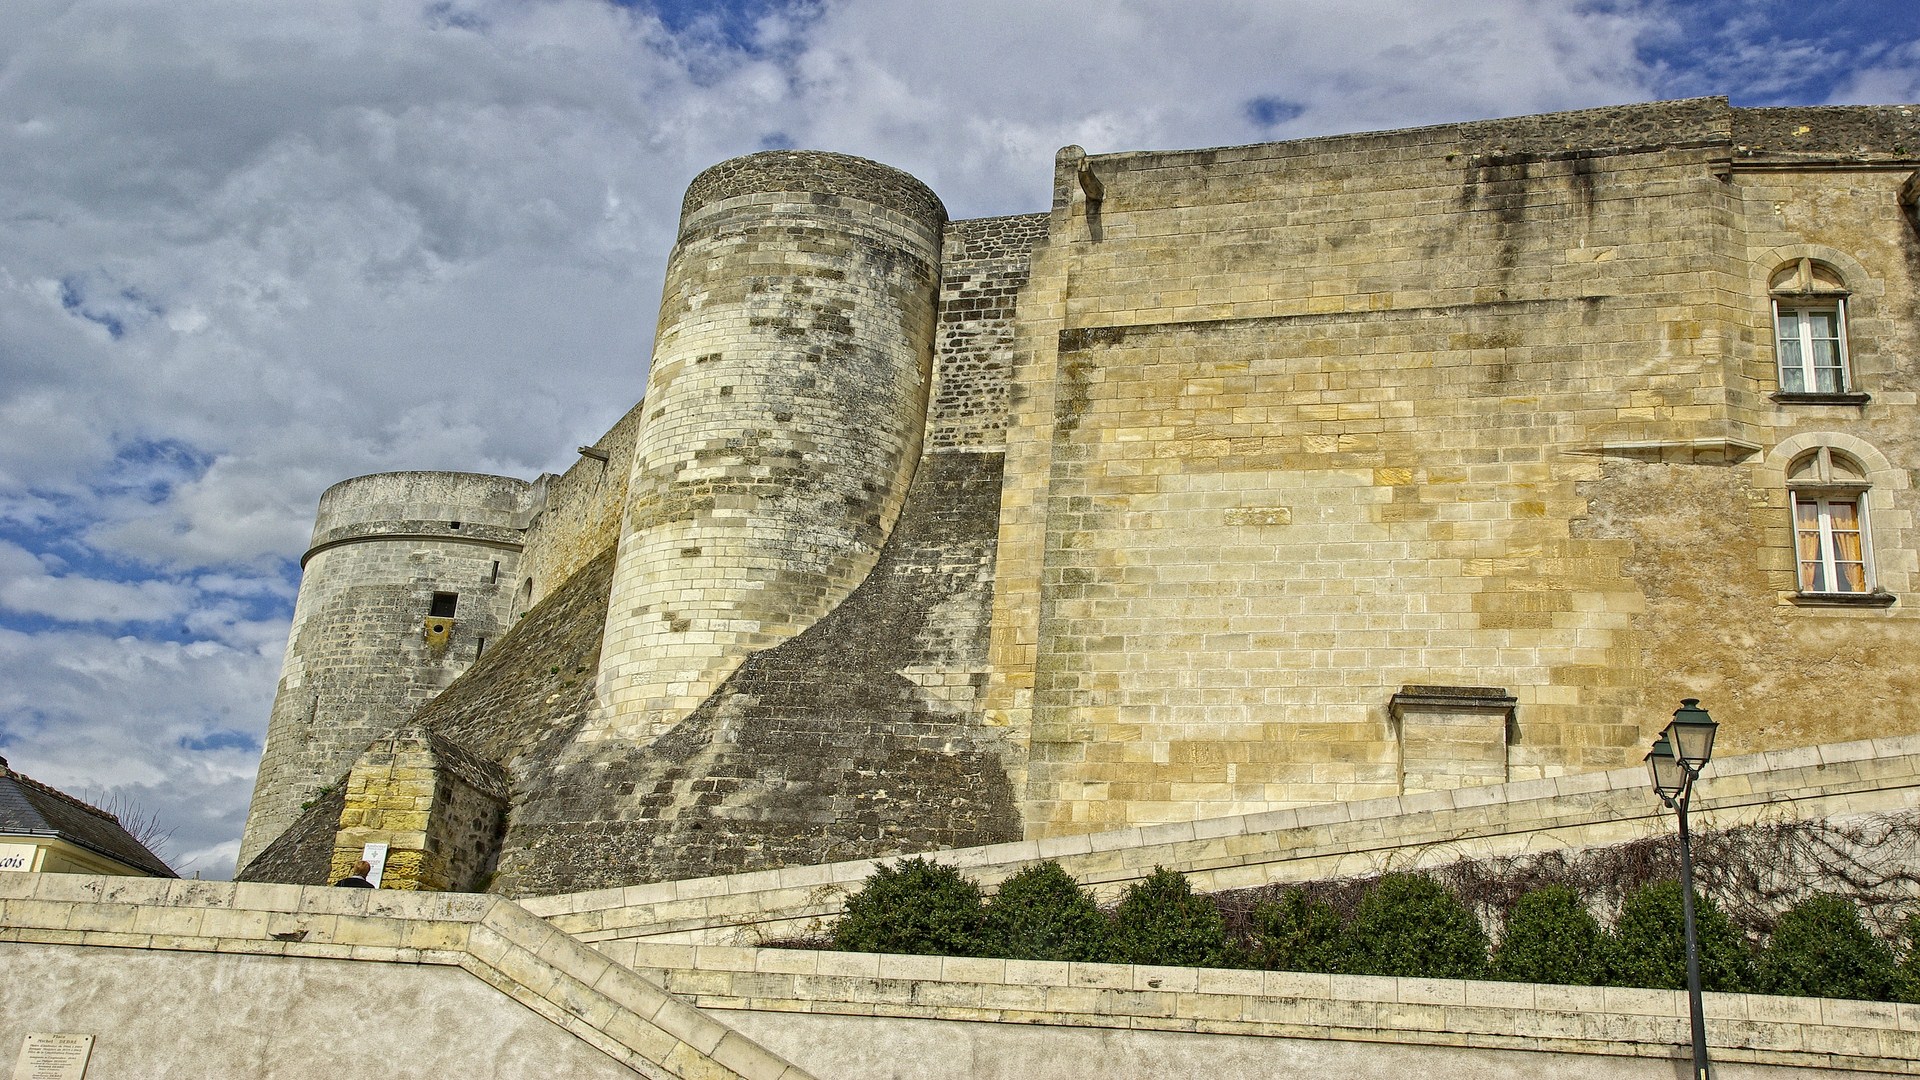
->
[489,560,501,583]
[430,592,459,618]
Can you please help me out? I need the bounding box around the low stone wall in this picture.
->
[610,941,1919,1078]
[6,945,640,1080]
[525,734,1920,944]
[0,874,810,1080]
[8,842,1914,1078]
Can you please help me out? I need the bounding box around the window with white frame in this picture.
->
[1788,447,1872,595]
[1770,259,1852,395]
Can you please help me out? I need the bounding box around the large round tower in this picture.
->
[237,471,531,870]
[591,150,946,742]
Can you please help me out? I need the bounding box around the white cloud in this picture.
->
[0,540,195,623]
[750,0,1663,214]
[1830,39,1920,103]
[0,624,278,877]
[0,0,1681,566]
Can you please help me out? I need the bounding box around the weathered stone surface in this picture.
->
[682,148,947,230]
[929,214,1048,452]
[531,733,1920,948]
[1733,104,1920,159]
[235,782,344,885]
[412,546,615,768]
[1,945,646,1080]
[595,149,946,742]
[499,450,1018,895]
[515,398,648,616]
[329,727,509,892]
[239,548,614,885]
[0,879,815,1080]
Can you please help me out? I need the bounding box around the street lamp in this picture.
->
[1645,698,1720,1080]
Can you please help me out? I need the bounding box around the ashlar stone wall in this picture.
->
[330,726,509,892]
[515,398,648,617]
[0,875,814,1080]
[929,214,1050,452]
[987,97,1920,837]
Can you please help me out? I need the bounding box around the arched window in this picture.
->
[1787,447,1872,595]
[1769,259,1852,396]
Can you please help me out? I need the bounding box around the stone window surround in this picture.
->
[1771,295,1853,398]
[1790,447,1873,597]
[1763,433,1908,607]
[1755,246,1879,405]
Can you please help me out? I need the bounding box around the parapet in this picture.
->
[305,470,533,565]
[680,149,946,232]
[1734,104,1920,157]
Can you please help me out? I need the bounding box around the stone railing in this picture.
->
[613,941,1920,1078]
[0,873,810,1080]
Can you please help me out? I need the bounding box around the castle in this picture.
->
[10,95,1920,1080]
[235,96,1920,898]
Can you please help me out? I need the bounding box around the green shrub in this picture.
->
[1247,888,1345,973]
[982,861,1110,962]
[1107,867,1230,967]
[1339,872,1488,979]
[832,857,987,956]
[1757,893,1898,1001]
[1491,884,1611,986]
[1899,914,1920,1005]
[1609,880,1752,992]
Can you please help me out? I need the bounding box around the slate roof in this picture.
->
[0,756,177,877]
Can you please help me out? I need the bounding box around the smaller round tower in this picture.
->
[238,471,531,871]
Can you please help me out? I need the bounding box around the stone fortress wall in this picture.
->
[514,397,649,618]
[236,153,1056,890]
[479,207,1052,894]
[236,98,1920,899]
[991,98,1920,836]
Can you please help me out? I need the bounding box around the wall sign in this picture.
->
[362,842,389,888]
[0,844,35,873]
[12,1033,93,1080]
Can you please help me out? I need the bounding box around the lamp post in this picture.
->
[1646,698,1720,1080]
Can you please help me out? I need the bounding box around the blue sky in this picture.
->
[0,0,1914,877]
